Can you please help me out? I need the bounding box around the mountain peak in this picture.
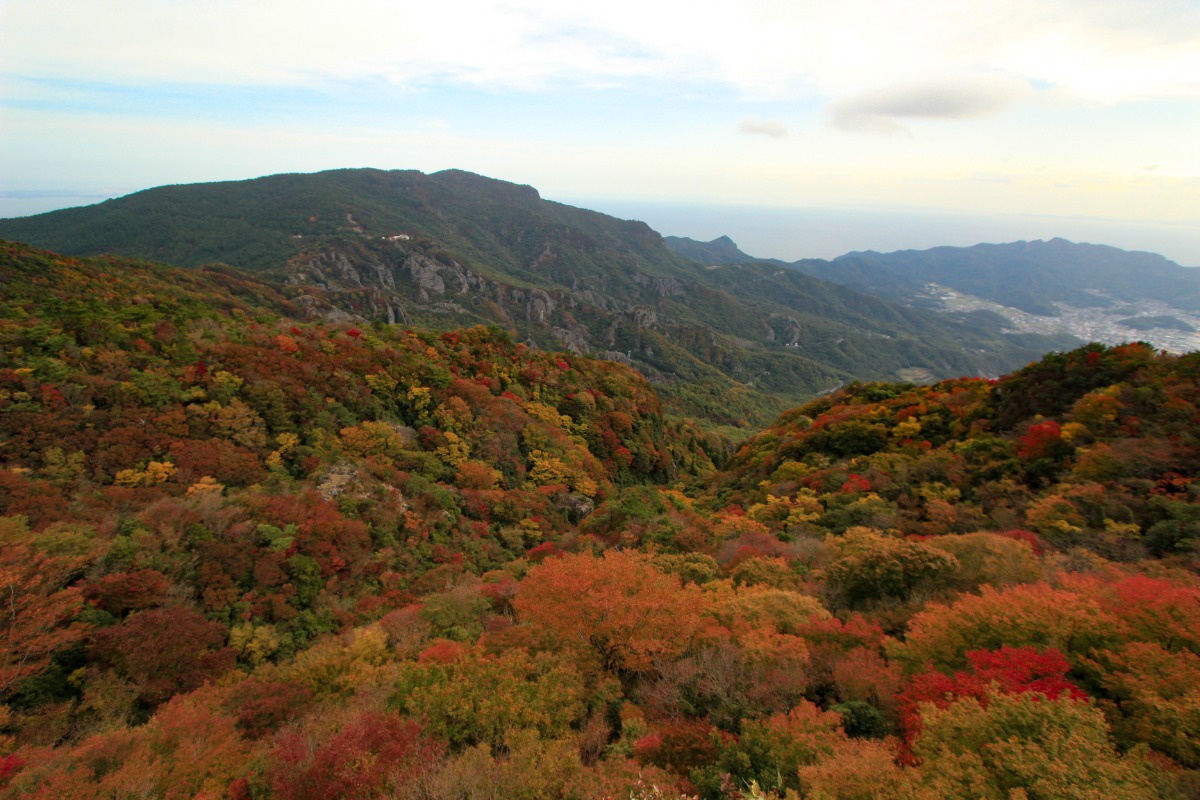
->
[429,168,542,201]
[663,234,762,265]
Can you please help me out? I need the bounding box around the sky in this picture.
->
[2,0,1199,263]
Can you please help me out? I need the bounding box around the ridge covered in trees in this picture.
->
[2,240,1200,799]
[0,169,1079,430]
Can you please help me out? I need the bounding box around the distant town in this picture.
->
[925,283,1200,354]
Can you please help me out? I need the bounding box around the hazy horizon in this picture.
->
[566,198,1200,267]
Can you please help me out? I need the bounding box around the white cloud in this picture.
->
[738,118,788,138]
[831,76,1031,134]
[4,0,1199,109]
[2,0,1198,234]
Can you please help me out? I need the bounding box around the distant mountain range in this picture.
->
[668,233,1200,311]
[815,240,1200,314]
[0,169,1082,427]
[668,234,1200,354]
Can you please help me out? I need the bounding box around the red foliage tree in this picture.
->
[897,646,1086,757]
[83,569,171,617]
[0,541,85,698]
[1017,419,1063,461]
[89,605,236,706]
[226,679,314,739]
[633,718,728,775]
[168,438,265,485]
[270,712,443,800]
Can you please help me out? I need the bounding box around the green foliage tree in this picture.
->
[826,528,959,606]
[390,647,586,750]
[912,691,1174,799]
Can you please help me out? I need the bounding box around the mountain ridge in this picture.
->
[824,237,1200,314]
[666,233,1200,353]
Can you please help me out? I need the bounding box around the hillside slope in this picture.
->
[4,242,1200,798]
[0,170,1078,427]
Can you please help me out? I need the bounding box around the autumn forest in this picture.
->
[4,239,1200,799]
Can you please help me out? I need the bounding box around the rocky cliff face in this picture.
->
[283,239,685,372]
[279,238,825,421]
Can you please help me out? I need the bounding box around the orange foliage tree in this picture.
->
[513,550,703,673]
[0,533,86,699]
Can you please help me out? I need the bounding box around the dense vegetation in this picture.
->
[3,240,1200,799]
[0,169,1078,430]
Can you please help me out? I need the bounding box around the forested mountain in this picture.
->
[0,169,1077,428]
[3,240,1200,798]
[0,169,677,275]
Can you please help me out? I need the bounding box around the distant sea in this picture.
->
[0,190,125,220]
[561,198,1200,268]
